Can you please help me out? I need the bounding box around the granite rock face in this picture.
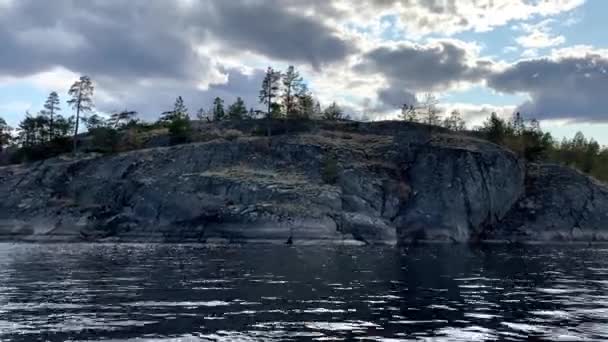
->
[493,164,608,242]
[0,121,603,244]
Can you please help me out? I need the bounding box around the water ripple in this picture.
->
[1,243,608,341]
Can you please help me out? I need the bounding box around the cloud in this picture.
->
[0,0,214,83]
[0,0,601,128]
[0,1,354,80]
[488,46,608,122]
[315,0,585,37]
[0,0,356,121]
[94,67,266,120]
[514,19,565,49]
[204,1,355,69]
[355,40,495,108]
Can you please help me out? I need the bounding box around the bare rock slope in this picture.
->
[0,121,603,244]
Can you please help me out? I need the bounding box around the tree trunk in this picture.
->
[49,110,54,141]
[266,92,272,138]
[73,97,81,154]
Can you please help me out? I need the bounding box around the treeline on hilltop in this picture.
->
[0,66,606,182]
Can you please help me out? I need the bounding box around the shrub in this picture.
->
[168,116,192,145]
[118,128,147,151]
[88,127,119,153]
[321,154,339,184]
[9,137,72,163]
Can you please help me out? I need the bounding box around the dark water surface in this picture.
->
[1,244,607,341]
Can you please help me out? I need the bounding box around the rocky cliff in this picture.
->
[0,121,605,244]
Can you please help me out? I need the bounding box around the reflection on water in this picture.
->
[0,243,607,341]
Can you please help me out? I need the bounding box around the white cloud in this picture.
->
[323,0,585,37]
[516,31,565,49]
[514,19,565,49]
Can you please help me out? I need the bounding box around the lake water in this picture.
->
[0,244,607,341]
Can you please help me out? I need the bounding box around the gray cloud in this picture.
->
[205,1,354,69]
[355,41,493,109]
[0,0,353,121]
[488,52,608,122]
[376,87,418,110]
[0,0,353,80]
[0,1,202,78]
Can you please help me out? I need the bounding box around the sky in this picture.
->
[1,0,608,144]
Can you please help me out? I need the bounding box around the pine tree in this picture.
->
[161,96,188,122]
[297,92,315,119]
[479,112,508,144]
[84,114,108,130]
[18,112,50,147]
[259,67,281,136]
[323,102,345,120]
[213,97,225,121]
[0,117,11,151]
[282,66,305,118]
[420,93,440,126]
[443,110,466,131]
[400,104,417,122]
[67,76,94,153]
[54,115,74,138]
[511,112,525,135]
[227,97,247,120]
[42,92,60,140]
[108,110,137,129]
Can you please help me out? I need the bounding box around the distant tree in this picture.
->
[196,108,211,122]
[161,96,188,123]
[227,97,247,120]
[0,117,12,151]
[41,91,60,140]
[212,97,225,121]
[282,66,306,118]
[443,110,466,131]
[168,114,191,145]
[18,112,49,147]
[510,112,525,135]
[84,115,121,154]
[476,112,553,162]
[108,110,137,129]
[53,115,74,138]
[420,93,441,126]
[313,101,323,119]
[400,104,417,122]
[323,102,345,120]
[297,92,315,119]
[156,96,191,144]
[84,114,108,130]
[247,108,257,119]
[174,96,188,116]
[260,67,282,136]
[67,76,95,152]
[478,112,509,145]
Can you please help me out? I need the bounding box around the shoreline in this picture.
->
[1,238,606,246]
